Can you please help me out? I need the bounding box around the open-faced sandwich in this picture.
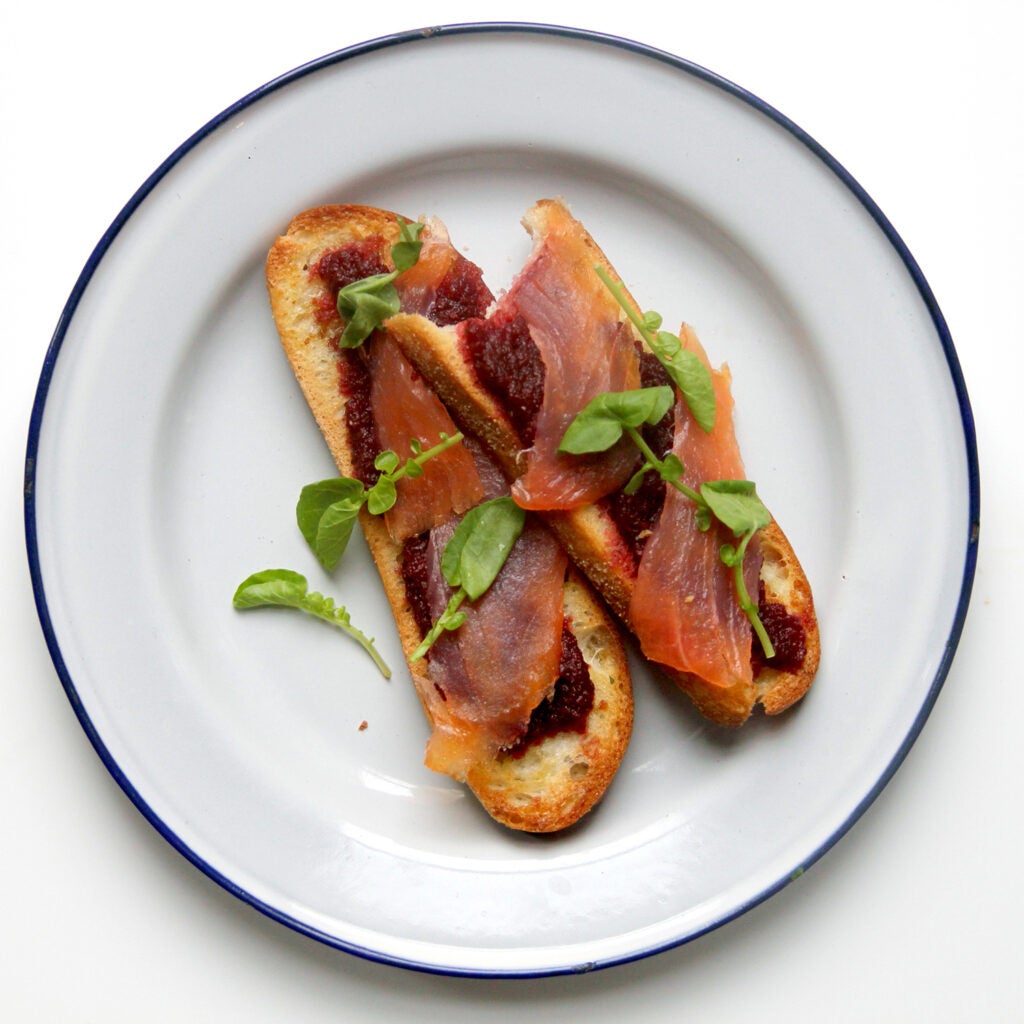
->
[262,204,634,832]
[386,198,820,727]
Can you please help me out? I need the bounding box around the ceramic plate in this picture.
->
[25,24,978,976]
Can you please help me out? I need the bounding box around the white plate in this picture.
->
[25,24,978,977]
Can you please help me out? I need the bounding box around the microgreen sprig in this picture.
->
[297,431,465,571]
[559,389,775,658]
[411,496,526,661]
[233,569,391,677]
[336,217,425,349]
[596,266,716,433]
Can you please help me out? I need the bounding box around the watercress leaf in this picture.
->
[694,506,713,532]
[559,409,626,454]
[623,464,652,495]
[658,453,685,483]
[441,496,526,600]
[600,387,675,428]
[444,611,467,632]
[336,272,396,318]
[642,310,663,333]
[719,543,741,567]
[336,277,400,349]
[700,480,771,535]
[366,475,397,515]
[661,348,716,433]
[403,458,424,479]
[297,478,366,556]
[232,569,309,609]
[374,450,400,474]
[408,438,423,455]
[391,218,425,272]
[652,330,682,361]
[559,387,674,454]
[314,498,362,570]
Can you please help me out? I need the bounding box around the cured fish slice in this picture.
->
[468,200,642,510]
[420,517,568,780]
[629,326,761,690]
[366,334,484,542]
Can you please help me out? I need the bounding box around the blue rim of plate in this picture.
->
[23,21,980,978]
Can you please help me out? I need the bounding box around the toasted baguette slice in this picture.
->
[265,203,633,831]
[387,198,819,727]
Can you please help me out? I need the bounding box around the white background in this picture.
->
[2,1,1019,1020]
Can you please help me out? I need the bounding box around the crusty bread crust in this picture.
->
[265,204,633,831]
[388,198,819,727]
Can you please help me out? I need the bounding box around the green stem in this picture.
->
[339,620,394,678]
[392,430,465,483]
[731,531,775,661]
[410,588,466,662]
[305,597,392,678]
[596,266,654,343]
[625,426,702,504]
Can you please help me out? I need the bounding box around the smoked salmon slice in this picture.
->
[502,202,642,509]
[366,333,485,542]
[628,325,761,690]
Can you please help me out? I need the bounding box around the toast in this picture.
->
[387,198,819,727]
[265,204,633,832]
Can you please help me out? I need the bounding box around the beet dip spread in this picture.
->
[461,311,546,446]
[429,256,493,327]
[505,624,594,757]
[752,581,808,674]
[312,236,494,480]
[604,349,675,561]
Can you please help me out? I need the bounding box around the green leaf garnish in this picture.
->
[700,480,772,537]
[296,431,465,570]
[411,496,526,661]
[297,477,365,571]
[336,276,400,349]
[334,218,425,348]
[559,389,775,658]
[366,475,397,515]
[390,216,425,272]
[233,569,391,677]
[595,265,716,433]
[440,496,526,600]
[558,386,675,455]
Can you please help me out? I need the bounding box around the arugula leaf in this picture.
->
[233,569,391,677]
